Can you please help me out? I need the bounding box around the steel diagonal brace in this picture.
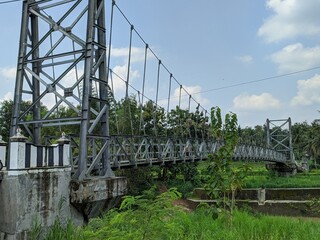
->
[270,137,290,150]
[40,70,82,105]
[26,2,86,60]
[38,0,79,12]
[22,67,80,115]
[88,105,108,134]
[84,138,110,177]
[161,139,174,161]
[134,138,148,164]
[115,138,130,165]
[28,8,86,48]
[199,141,206,159]
[182,140,192,161]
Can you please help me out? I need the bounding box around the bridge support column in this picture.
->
[266,162,297,176]
[70,177,127,220]
[0,134,83,239]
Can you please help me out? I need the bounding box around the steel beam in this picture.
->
[266,118,294,162]
[11,0,111,180]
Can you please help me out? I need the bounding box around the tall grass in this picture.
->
[40,202,320,239]
[179,209,320,240]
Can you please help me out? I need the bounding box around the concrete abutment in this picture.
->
[0,135,127,239]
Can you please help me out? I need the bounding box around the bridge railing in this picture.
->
[3,134,287,178]
[234,144,287,162]
[67,135,288,178]
[3,134,71,173]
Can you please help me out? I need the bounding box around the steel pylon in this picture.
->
[11,0,113,179]
[266,118,294,163]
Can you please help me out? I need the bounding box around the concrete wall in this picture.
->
[0,168,83,239]
[70,177,127,219]
[0,135,83,239]
[0,134,127,239]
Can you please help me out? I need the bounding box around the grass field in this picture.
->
[241,162,320,188]
[38,206,320,240]
[197,161,320,189]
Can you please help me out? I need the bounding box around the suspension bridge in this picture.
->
[0,0,295,238]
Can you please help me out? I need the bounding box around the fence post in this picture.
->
[0,136,6,170]
[56,132,71,167]
[8,128,28,170]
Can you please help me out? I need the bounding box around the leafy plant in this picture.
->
[203,107,251,218]
[82,188,185,240]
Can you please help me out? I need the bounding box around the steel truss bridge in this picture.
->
[8,0,294,181]
[77,135,288,170]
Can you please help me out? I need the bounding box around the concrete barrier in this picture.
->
[8,133,70,172]
[0,133,83,239]
[0,132,127,238]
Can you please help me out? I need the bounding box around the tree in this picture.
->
[203,107,250,218]
[0,100,14,142]
[304,120,320,166]
[0,99,84,144]
[0,100,49,142]
[292,121,310,160]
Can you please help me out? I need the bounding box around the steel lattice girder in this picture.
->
[66,135,287,174]
[266,118,293,162]
[11,0,111,179]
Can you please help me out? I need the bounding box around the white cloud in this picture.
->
[0,67,16,80]
[291,74,320,106]
[235,55,253,64]
[0,92,13,101]
[233,92,281,111]
[258,0,320,43]
[110,65,140,98]
[160,85,209,110]
[270,43,320,73]
[111,46,146,63]
[61,68,84,88]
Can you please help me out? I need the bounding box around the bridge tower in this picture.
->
[266,118,296,174]
[10,0,113,179]
[266,118,293,162]
[0,1,127,238]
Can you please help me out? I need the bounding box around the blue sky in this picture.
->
[1,0,320,127]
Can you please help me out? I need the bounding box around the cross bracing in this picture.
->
[36,134,288,177]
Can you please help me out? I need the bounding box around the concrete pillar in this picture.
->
[8,128,27,171]
[56,132,71,166]
[258,188,266,205]
[0,136,6,170]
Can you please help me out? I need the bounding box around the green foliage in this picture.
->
[243,166,320,188]
[116,167,154,195]
[0,100,44,141]
[167,105,209,138]
[204,107,250,216]
[0,99,80,143]
[166,179,195,198]
[43,219,82,240]
[82,188,185,240]
[29,218,42,240]
[238,125,266,146]
[29,197,82,240]
[35,186,320,239]
[167,163,199,182]
[43,207,320,239]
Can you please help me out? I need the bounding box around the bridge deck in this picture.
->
[69,136,289,176]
